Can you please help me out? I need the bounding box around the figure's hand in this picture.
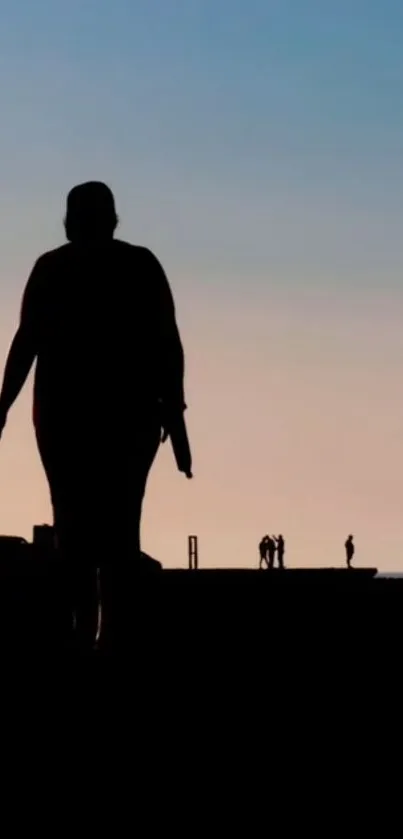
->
[160,403,193,478]
[0,407,7,440]
[160,402,186,444]
[161,414,181,443]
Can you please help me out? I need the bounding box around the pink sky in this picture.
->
[1,278,402,572]
[1,0,403,571]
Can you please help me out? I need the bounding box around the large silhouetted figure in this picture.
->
[345,535,355,569]
[0,181,190,650]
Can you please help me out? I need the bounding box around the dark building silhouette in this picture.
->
[33,524,56,549]
[0,535,28,549]
[0,181,191,650]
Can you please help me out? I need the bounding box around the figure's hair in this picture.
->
[64,181,118,242]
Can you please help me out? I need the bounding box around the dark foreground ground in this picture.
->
[0,550,401,658]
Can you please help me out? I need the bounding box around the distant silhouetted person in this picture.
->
[259,535,269,569]
[345,535,355,569]
[0,181,189,650]
[267,536,276,569]
[273,534,285,570]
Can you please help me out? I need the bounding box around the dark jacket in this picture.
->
[19,240,185,431]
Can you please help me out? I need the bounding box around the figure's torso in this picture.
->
[32,240,163,428]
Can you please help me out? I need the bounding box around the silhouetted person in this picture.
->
[259,535,269,569]
[345,535,355,569]
[0,181,189,650]
[274,534,285,569]
[267,536,276,569]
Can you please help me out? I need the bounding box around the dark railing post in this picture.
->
[188,535,198,570]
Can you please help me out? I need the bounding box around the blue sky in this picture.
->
[0,1,403,567]
[1,0,402,295]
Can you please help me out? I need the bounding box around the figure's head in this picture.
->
[64,181,118,243]
[349,534,353,540]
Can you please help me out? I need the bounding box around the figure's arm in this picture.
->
[0,259,43,425]
[145,250,192,473]
[146,250,186,411]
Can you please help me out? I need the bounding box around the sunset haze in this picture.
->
[0,1,402,569]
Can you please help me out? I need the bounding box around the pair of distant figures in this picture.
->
[259,535,285,570]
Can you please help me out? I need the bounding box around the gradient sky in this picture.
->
[0,0,402,569]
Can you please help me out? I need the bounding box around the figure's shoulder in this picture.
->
[24,246,71,296]
[34,243,73,271]
[112,241,167,287]
[112,239,157,262]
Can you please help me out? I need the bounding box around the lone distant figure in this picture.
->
[0,181,190,649]
[345,535,355,569]
[273,534,285,570]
